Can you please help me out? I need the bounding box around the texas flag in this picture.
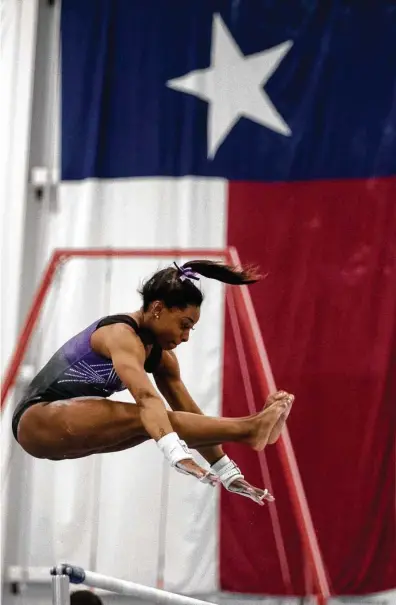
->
[25,0,395,599]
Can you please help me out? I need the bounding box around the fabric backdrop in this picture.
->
[15,0,396,598]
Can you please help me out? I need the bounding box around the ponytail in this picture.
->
[181,260,261,285]
[140,259,261,311]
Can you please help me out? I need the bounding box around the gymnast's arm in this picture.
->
[93,324,211,480]
[154,350,225,465]
[100,323,176,441]
[154,350,276,505]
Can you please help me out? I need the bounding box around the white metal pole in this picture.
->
[51,575,70,605]
[51,565,216,605]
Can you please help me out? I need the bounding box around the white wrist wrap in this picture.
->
[157,432,193,467]
[211,455,244,489]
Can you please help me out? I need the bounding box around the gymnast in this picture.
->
[12,260,294,505]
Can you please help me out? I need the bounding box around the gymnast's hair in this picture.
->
[139,260,261,311]
[70,591,103,605]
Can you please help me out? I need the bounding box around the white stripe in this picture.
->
[24,177,226,594]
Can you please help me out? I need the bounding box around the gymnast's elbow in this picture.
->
[133,388,164,410]
[112,355,163,409]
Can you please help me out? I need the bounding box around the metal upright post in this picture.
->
[51,572,70,605]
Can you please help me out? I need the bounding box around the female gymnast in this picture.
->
[12,260,294,505]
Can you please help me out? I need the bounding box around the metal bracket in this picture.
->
[50,564,86,585]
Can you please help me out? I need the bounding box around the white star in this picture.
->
[167,14,293,158]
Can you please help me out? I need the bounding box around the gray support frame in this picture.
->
[51,574,70,605]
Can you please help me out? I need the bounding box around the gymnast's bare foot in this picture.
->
[265,390,295,444]
[247,400,289,451]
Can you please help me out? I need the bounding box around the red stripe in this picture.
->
[221,177,396,595]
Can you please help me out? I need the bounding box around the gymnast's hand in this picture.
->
[210,454,274,505]
[225,477,275,506]
[176,458,219,486]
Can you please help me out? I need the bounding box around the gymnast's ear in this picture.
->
[149,301,165,317]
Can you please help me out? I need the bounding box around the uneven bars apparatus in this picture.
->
[50,564,216,605]
[1,247,331,604]
[227,247,331,605]
[1,248,228,406]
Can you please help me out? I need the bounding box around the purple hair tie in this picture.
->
[174,262,200,282]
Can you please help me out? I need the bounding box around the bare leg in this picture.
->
[17,396,286,460]
[48,437,150,460]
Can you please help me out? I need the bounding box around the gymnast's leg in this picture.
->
[16,396,287,460]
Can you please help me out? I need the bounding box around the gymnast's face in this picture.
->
[148,302,201,350]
